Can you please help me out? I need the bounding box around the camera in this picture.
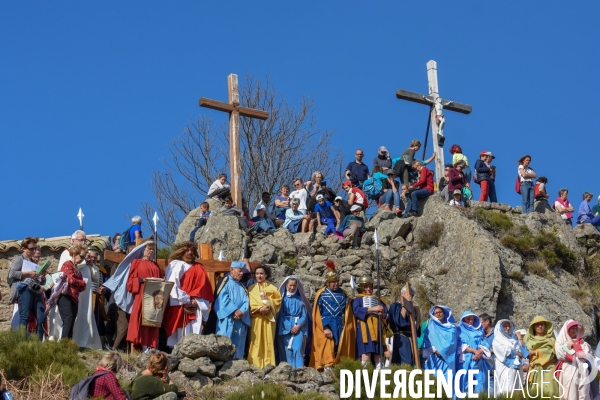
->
[24,278,42,293]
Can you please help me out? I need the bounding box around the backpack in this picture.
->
[362,177,383,200]
[515,176,521,195]
[69,371,108,400]
[118,226,133,250]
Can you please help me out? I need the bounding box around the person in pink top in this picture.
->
[405,160,434,217]
[553,188,574,226]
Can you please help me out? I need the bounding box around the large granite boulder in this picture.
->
[172,334,235,362]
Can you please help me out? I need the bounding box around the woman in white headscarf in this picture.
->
[555,319,593,400]
[492,319,528,396]
[275,275,312,368]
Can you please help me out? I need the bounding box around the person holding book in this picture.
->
[8,237,47,340]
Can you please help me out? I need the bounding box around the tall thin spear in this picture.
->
[77,208,84,231]
[374,228,383,366]
[152,212,159,262]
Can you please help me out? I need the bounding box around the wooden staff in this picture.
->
[404,281,421,369]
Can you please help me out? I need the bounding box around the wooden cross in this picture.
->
[103,243,260,290]
[396,60,472,181]
[199,74,269,207]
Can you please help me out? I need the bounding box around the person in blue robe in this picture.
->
[387,285,421,366]
[276,276,312,368]
[352,275,389,369]
[214,261,251,360]
[457,311,493,394]
[423,305,458,375]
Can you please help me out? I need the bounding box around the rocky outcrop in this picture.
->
[186,195,598,342]
[162,334,338,398]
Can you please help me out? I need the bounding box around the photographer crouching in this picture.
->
[8,237,47,340]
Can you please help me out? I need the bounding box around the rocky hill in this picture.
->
[178,196,600,342]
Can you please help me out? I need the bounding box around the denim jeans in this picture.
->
[381,190,400,208]
[463,165,472,185]
[17,284,45,340]
[520,182,534,214]
[405,189,432,214]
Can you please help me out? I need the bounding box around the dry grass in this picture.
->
[0,368,70,400]
[508,270,525,281]
[415,222,444,249]
[525,258,554,280]
[436,267,449,275]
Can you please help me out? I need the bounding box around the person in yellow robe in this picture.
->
[248,265,282,368]
[309,260,356,371]
[525,315,559,398]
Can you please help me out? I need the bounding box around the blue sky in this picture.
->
[1,2,598,240]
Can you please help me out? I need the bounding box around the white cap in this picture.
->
[316,194,324,201]
[379,146,388,153]
[350,205,362,212]
[255,204,266,210]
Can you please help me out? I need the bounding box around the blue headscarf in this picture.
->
[424,305,458,370]
[458,310,487,348]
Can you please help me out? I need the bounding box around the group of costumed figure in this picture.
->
[14,237,600,399]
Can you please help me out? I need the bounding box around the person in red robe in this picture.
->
[126,239,163,350]
[163,241,214,347]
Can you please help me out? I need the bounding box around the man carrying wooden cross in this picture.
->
[163,242,214,347]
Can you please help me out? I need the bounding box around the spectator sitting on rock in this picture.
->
[399,140,436,185]
[591,195,600,217]
[577,192,600,227]
[253,192,272,218]
[332,196,350,226]
[381,169,403,216]
[222,196,252,233]
[474,151,497,203]
[250,204,276,233]
[373,146,392,170]
[343,181,368,210]
[449,190,465,208]
[273,185,291,220]
[284,198,311,233]
[131,352,178,400]
[404,160,434,218]
[346,148,370,189]
[207,173,231,202]
[189,202,211,241]
[289,178,309,215]
[533,177,550,213]
[438,164,451,196]
[553,188,574,226]
[315,194,338,236]
[337,205,365,249]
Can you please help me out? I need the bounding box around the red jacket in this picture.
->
[411,166,434,193]
[60,261,86,304]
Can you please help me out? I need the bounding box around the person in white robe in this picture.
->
[164,249,211,347]
[555,319,593,400]
[58,230,87,269]
[492,319,528,396]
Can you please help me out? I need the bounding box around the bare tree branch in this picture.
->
[142,75,342,244]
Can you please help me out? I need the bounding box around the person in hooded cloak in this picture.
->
[275,275,312,368]
[456,311,492,394]
[525,316,559,398]
[555,319,593,400]
[492,319,528,396]
[422,305,458,375]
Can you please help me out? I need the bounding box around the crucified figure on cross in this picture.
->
[427,96,453,142]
